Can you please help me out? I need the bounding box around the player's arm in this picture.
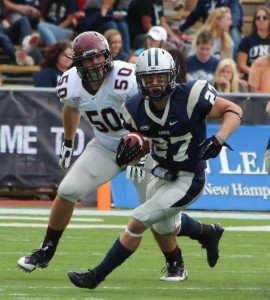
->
[62,104,81,141]
[198,96,242,160]
[207,96,242,142]
[59,105,81,170]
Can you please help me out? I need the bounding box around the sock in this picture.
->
[163,246,183,265]
[43,227,63,245]
[94,238,133,281]
[177,213,202,237]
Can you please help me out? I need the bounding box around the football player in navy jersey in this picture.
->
[18,32,220,283]
[67,48,242,289]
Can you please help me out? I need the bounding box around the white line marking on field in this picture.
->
[0,222,269,231]
[225,226,270,231]
[0,223,125,229]
[0,216,103,222]
[0,207,269,219]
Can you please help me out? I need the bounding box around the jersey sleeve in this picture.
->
[185,80,218,120]
[55,67,80,108]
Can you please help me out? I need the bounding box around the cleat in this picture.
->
[17,240,57,272]
[160,262,188,282]
[68,269,102,289]
[199,223,224,268]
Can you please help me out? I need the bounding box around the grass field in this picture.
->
[1,206,270,300]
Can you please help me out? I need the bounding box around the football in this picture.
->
[122,132,150,163]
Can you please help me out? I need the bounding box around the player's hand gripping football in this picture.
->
[59,140,74,170]
[198,135,233,160]
[116,138,141,169]
[126,156,146,183]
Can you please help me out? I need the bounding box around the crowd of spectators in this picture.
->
[0,0,269,93]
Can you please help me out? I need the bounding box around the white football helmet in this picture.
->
[135,48,176,101]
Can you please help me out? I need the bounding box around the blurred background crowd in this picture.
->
[0,0,269,93]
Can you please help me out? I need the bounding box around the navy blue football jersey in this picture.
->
[121,80,217,172]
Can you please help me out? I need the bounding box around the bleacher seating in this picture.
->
[0,46,46,86]
[0,65,40,86]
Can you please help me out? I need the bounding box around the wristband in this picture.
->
[223,109,242,121]
[215,134,226,144]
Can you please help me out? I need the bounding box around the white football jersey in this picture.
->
[56,61,138,151]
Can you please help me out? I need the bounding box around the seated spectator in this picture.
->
[237,6,270,81]
[248,47,270,93]
[37,0,84,46]
[104,29,129,61]
[128,0,182,50]
[34,41,72,87]
[134,26,170,55]
[190,7,234,60]
[187,30,220,82]
[179,0,243,59]
[212,58,247,93]
[167,48,191,83]
[79,0,130,54]
[0,0,42,65]
[3,0,41,29]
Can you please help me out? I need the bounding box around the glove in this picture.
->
[126,156,146,183]
[59,140,74,170]
[116,138,141,168]
[198,135,233,160]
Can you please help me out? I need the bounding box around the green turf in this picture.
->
[1,209,270,300]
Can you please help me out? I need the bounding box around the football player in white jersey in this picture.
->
[18,32,224,282]
[67,48,242,289]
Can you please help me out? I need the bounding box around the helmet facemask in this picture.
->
[74,50,113,82]
[137,71,175,101]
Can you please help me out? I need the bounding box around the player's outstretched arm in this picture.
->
[208,96,242,141]
[198,97,242,160]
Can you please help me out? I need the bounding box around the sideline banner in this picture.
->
[189,125,269,211]
[0,90,94,189]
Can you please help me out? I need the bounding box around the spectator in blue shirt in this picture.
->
[34,40,72,87]
[37,0,84,46]
[0,0,42,65]
[187,30,220,82]
[79,0,130,55]
[4,0,40,28]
